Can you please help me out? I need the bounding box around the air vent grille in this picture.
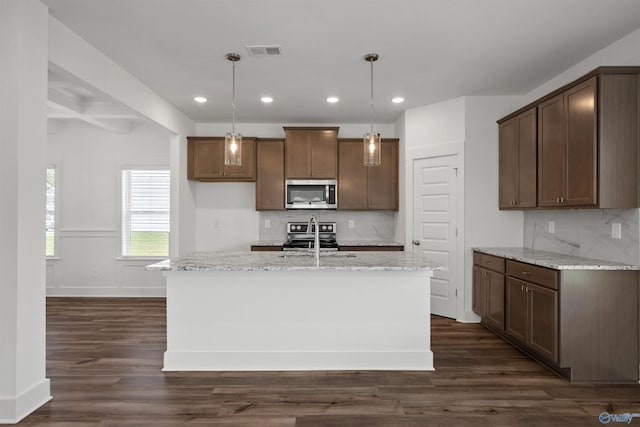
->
[246,45,282,56]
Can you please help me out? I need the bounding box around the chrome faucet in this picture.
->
[307,215,320,266]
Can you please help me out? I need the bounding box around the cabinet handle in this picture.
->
[521,271,530,276]
[521,284,524,291]
[560,196,564,203]
[525,286,530,293]
[556,197,560,203]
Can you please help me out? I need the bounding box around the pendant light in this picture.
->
[363,53,381,166]
[225,53,242,166]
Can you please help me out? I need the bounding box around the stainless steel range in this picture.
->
[282,221,338,251]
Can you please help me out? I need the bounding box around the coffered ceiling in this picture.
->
[43,0,640,125]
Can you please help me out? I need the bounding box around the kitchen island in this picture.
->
[147,251,440,371]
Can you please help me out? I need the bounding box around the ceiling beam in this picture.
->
[48,88,134,134]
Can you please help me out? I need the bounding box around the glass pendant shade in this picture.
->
[363,132,381,166]
[224,132,242,166]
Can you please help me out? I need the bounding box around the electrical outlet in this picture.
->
[348,219,355,229]
[265,219,271,229]
[548,221,555,234]
[612,222,622,239]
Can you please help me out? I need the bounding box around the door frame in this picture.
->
[405,142,465,322]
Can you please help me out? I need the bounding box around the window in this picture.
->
[121,169,170,257]
[46,167,56,257]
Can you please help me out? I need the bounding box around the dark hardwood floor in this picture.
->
[18,298,640,426]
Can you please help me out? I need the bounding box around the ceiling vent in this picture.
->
[246,45,283,56]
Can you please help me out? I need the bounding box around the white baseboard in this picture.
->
[456,310,481,323]
[163,350,434,371]
[46,287,166,297]
[0,379,51,424]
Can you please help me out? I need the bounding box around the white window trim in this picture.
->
[118,165,171,259]
[46,164,60,259]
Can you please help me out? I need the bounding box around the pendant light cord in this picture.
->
[232,60,236,135]
[370,59,374,135]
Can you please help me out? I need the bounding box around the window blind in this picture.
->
[121,169,170,257]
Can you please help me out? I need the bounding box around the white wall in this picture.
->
[404,97,466,149]
[46,122,170,296]
[0,0,51,422]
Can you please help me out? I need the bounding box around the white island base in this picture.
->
[164,269,433,371]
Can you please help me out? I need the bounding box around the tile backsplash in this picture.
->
[523,209,640,265]
[259,211,398,242]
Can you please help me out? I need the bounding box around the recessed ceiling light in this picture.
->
[392,97,405,104]
[194,96,207,103]
[261,96,274,103]
[326,96,339,103]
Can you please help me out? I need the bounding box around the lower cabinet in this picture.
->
[472,253,505,331]
[506,277,558,363]
[473,266,505,330]
[472,250,639,383]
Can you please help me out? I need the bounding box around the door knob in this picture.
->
[412,240,421,246]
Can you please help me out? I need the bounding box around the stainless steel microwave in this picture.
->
[285,179,337,209]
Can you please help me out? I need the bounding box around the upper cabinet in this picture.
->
[498,67,640,210]
[538,78,597,207]
[499,107,537,209]
[284,127,338,179]
[256,139,285,210]
[338,138,399,210]
[187,137,256,182]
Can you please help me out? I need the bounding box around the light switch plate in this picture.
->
[348,219,354,229]
[612,222,622,239]
[265,219,271,229]
[548,221,555,234]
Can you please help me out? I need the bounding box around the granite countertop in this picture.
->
[474,247,640,270]
[250,240,404,247]
[146,251,441,272]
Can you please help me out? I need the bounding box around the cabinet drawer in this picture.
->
[506,260,558,290]
[473,252,505,273]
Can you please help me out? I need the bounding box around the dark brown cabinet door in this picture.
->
[187,137,256,182]
[223,138,256,180]
[284,129,310,178]
[528,283,558,363]
[499,118,518,209]
[309,130,338,178]
[368,139,399,210]
[338,139,399,210]
[256,139,284,210]
[284,128,338,179]
[538,94,566,207]
[189,139,224,179]
[485,269,505,330]
[564,77,597,207]
[499,108,537,209]
[338,139,367,209]
[506,277,528,343]
[472,266,487,318]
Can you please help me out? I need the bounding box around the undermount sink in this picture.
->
[279,252,357,258]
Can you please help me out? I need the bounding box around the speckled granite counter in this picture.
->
[473,247,639,270]
[147,250,439,272]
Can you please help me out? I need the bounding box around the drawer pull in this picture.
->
[521,271,530,275]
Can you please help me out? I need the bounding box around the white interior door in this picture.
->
[413,155,458,319]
